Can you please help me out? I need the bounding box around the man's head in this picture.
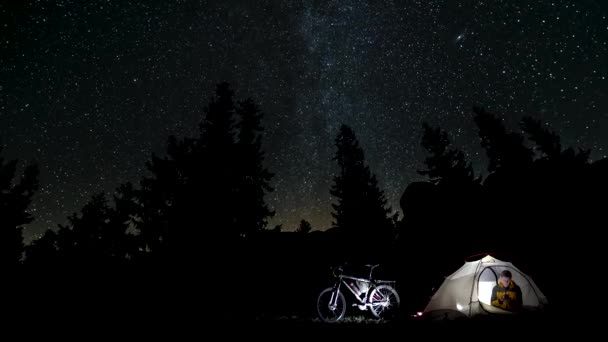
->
[499,270,512,287]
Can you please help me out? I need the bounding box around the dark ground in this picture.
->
[9,296,587,340]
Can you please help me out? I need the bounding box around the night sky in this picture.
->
[2,1,607,242]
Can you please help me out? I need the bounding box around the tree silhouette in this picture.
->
[133,82,238,257]
[330,125,394,245]
[196,82,239,241]
[520,116,562,159]
[295,219,312,234]
[399,120,484,275]
[110,183,139,261]
[135,147,180,257]
[521,116,590,165]
[24,229,60,266]
[233,98,275,237]
[418,122,479,188]
[48,192,135,266]
[518,116,591,265]
[473,107,533,173]
[0,144,39,265]
[133,83,274,263]
[473,107,536,244]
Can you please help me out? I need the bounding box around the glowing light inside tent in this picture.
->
[478,281,495,304]
[456,303,463,311]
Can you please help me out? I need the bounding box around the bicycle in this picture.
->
[316,264,400,323]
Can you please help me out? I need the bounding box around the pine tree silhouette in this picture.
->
[419,122,479,188]
[473,107,535,242]
[473,107,533,173]
[111,182,139,261]
[49,192,134,266]
[233,98,275,238]
[133,83,274,263]
[135,147,179,258]
[520,116,562,159]
[24,229,60,266]
[0,144,39,266]
[518,115,591,267]
[330,125,394,248]
[295,219,312,234]
[401,121,483,266]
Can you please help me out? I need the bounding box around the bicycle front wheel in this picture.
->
[317,288,346,323]
[368,285,400,319]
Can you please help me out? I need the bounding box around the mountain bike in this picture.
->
[317,264,400,322]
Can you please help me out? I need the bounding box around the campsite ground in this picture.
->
[15,308,579,339]
[279,313,595,340]
[237,313,567,340]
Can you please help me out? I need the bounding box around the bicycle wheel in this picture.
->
[368,285,400,319]
[317,287,346,323]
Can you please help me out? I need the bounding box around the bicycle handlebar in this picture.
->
[331,263,383,280]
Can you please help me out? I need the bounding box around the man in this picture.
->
[491,270,523,311]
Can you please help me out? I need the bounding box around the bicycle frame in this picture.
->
[334,275,373,304]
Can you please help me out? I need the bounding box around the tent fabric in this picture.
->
[423,255,548,319]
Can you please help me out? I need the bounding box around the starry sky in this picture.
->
[2,0,607,242]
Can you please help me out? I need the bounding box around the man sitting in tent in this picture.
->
[491,270,523,311]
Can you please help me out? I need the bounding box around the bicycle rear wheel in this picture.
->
[368,285,400,319]
[317,288,346,323]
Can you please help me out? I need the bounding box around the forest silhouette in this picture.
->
[3,83,606,325]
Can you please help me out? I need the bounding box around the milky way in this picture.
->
[1,1,607,241]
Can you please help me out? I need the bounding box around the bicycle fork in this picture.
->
[329,283,341,310]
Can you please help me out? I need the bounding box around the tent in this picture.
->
[422,255,548,320]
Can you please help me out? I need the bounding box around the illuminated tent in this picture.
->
[422,255,548,319]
